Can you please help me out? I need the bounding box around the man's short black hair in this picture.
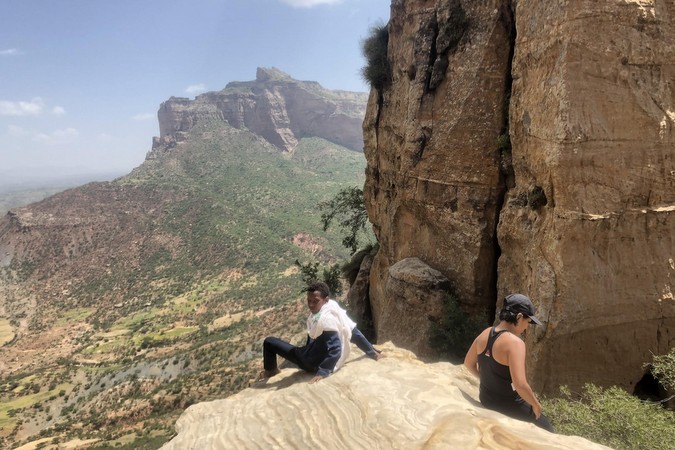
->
[306,281,330,298]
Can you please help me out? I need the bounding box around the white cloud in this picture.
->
[33,127,80,144]
[0,97,45,116]
[52,106,66,116]
[97,133,112,141]
[132,113,155,121]
[0,48,21,56]
[185,83,206,95]
[280,0,342,7]
[53,128,79,138]
[6,124,28,137]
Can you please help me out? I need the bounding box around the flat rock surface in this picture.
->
[163,343,610,450]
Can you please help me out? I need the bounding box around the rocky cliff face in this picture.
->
[363,0,674,393]
[364,0,513,354]
[163,343,609,450]
[500,0,675,393]
[157,67,368,153]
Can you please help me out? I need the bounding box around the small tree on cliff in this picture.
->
[294,260,342,297]
[295,187,375,295]
[319,186,371,255]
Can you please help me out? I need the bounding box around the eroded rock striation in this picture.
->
[157,67,368,153]
[163,343,610,450]
[363,0,674,393]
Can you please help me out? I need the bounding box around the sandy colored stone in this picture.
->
[163,343,610,450]
[363,0,675,395]
[498,0,675,392]
[379,257,449,357]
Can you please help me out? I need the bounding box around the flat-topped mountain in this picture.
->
[157,67,368,153]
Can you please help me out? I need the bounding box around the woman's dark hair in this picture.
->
[306,281,330,299]
[499,308,520,324]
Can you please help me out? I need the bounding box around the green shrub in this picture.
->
[294,260,342,296]
[497,133,511,154]
[322,265,342,297]
[527,185,547,209]
[360,22,390,90]
[428,292,486,362]
[649,348,675,391]
[544,384,675,450]
[341,243,378,285]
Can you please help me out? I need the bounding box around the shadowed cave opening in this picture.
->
[633,369,671,406]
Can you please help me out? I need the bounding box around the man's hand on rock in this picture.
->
[309,375,324,384]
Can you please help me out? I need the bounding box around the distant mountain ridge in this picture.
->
[156,67,368,153]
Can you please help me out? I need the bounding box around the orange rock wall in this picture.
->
[499,0,675,392]
[364,0,675,392]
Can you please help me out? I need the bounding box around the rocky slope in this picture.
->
[163,343,610,450]
[362,0,674,394]
[157,67,368,153]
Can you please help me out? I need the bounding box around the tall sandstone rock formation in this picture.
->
[501,0,675,392]
[363,0,674,393]
[364,0,513,355]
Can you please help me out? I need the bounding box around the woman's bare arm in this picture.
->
[463,336,480,378]
[506,337,542,418]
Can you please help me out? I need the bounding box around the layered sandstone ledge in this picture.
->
[162,343,609,450]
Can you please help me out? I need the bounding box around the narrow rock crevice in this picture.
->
[375,90,384,133]
[492,0,517,320]
[425,0,469,93]
[412,127,431,165]
[423,15,440,94]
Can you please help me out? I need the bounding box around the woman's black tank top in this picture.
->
[477,327,521,404]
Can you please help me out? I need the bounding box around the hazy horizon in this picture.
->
[0,167,126,191]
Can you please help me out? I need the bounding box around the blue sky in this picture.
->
[0,0,390,184]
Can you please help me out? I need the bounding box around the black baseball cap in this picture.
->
[504,293,542,325]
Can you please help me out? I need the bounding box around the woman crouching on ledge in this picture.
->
[464,293,554,432]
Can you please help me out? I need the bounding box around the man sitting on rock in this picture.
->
[262,281,381,383]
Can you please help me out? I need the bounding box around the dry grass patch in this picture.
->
[0,319,15,346]
[0,382,70,429]
[281,265,299,277]
[160,326,198,339]
[210,312,245,330]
